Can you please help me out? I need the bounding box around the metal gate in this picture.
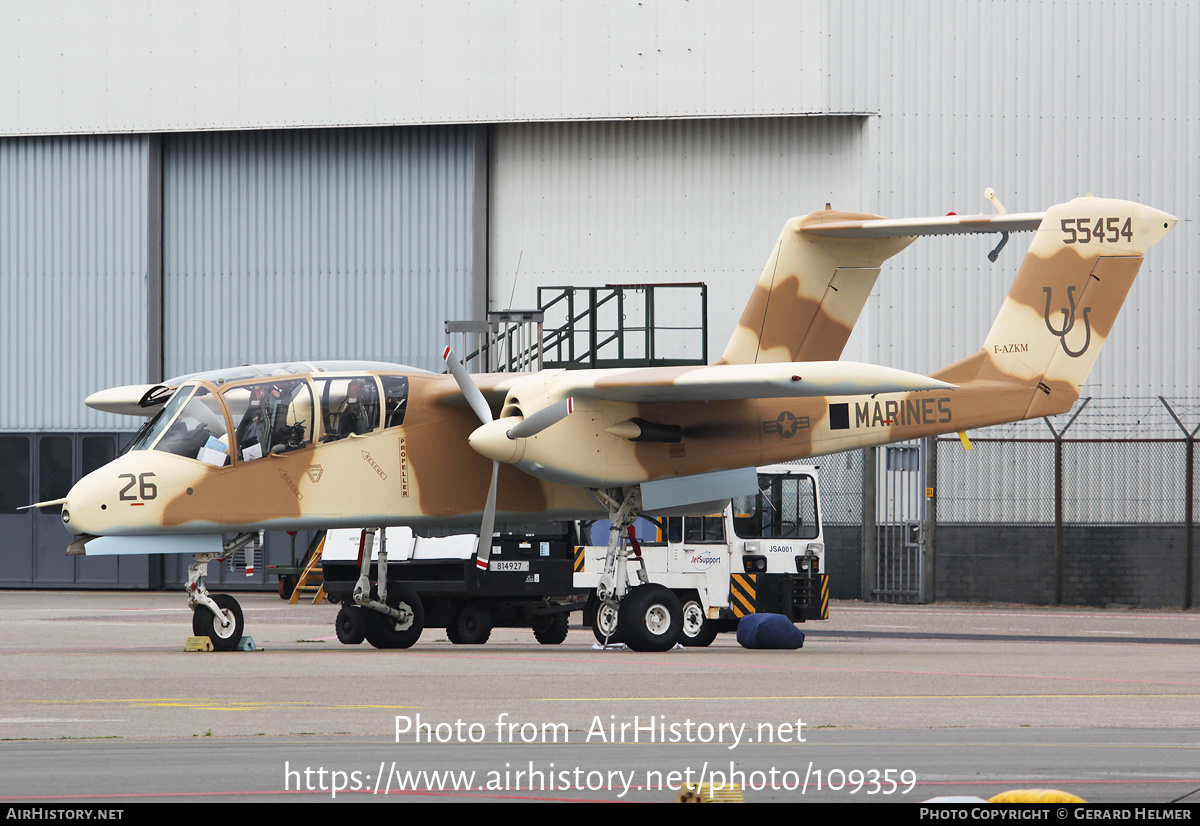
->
[871,441,928,603]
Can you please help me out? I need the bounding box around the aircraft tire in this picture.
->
[362,585,425,649]
[679,595,719,647]
[335,605,365,645]
[589,594,623,645]
[618,584,683,652]
[454,605,492,645]
[532,613,569,645]
[192,594,244,652]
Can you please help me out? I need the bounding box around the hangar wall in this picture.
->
[0,0,842,134]
[489,116,869,361]
[482,0,1198,423]
[827,0,1200,414]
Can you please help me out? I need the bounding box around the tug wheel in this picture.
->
[618,584,683,652]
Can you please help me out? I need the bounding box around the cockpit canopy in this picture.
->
[127,364,418,466]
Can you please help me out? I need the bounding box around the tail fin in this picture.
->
[719,209,916,365]
[933,197,1177,419]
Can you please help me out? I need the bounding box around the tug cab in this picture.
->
[575,464,827,647]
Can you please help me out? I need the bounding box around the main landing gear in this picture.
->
[589,488,686,652]
[351,528,426,649]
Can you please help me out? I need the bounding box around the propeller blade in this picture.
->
[475,459,499,571]
[442,347,500,573]
[505,397,574,440]
[442,346,493,425]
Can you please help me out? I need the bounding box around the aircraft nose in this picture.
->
[60,470,114,535]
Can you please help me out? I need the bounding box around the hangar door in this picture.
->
[162,127,479,377]
[0,433,149,588]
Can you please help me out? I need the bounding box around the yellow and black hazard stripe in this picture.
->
[815,574,830,620]
[573,546,586,574]
[729,573,757,618]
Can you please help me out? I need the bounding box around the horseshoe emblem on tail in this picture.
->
[1043,286,1092,358]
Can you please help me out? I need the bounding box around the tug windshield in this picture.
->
[732,473,819,540]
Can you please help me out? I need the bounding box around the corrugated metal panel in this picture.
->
[163,127,474,376]
[489,116,868,362]
[827,0,1199,413]
[0,0,840,136]
[0,135,148,430]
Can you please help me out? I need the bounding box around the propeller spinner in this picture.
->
[442,348,575,572]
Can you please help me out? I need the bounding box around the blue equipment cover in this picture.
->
[736,613,805,649]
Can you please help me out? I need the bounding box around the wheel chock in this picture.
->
[677,783,744,803]
[185,636,214,652]
[236,636,256,651]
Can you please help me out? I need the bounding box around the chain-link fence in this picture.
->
[830,397,1200,608]
[814,449,865,600]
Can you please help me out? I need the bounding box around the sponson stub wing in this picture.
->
[555,361,955,403]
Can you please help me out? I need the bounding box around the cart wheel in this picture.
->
[335,605,365,645]
[454,605,493,645]
[532,613,568,645]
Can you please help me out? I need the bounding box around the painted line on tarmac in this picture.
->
[24,698,420,711]
[0,717,122,723]
[806,628,1200,645]
[380,648,1200,688]
[832,605,1200,621]
[533,693,1200,702]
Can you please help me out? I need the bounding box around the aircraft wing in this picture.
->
[562,361,955,403]
[801,211,1044,239]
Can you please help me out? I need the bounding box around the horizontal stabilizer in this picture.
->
[574,361,956,403]
[801,212,1044,239]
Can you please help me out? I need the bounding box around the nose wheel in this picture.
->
[191,593,244,651]
[185,537,258,651]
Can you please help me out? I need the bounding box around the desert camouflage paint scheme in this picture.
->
[58,197,1175,543]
